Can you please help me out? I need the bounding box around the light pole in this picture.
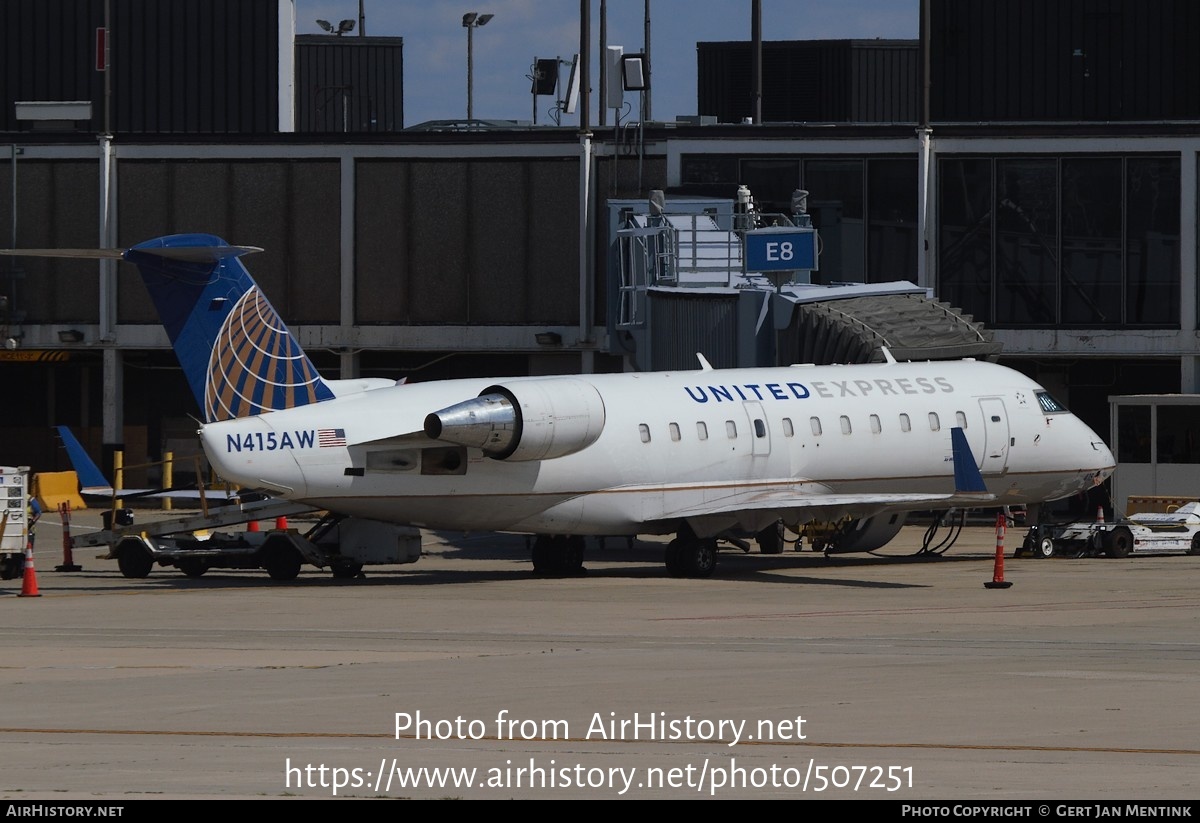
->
[462,12,493,120]
[316,18,355,35]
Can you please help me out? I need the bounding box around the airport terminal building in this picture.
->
[0,0,1196,483]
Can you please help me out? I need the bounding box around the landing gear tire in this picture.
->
[757,522,784,555]
[561,536,586,575]
[178,559,207,578]
[531,536,552,573]
[1106,526,1133,558]
[116,538,153,579]
[664,539,688,578]
[686,539,718,578]
[331,562,363,579]
[0,554,22,580]
[1016,531,1036,558]
[1035,537,1056,559]
[261,537,302,581]
[531,535,585,576]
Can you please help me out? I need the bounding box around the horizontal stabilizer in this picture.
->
[0,244,261,262]
[0,248,126,259]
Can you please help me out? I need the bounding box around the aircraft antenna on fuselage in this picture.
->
[696,353,715,371]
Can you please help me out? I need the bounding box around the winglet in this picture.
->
[54,426,110,490]
[951,427,987,494]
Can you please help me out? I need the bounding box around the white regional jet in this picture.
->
[4,235,1116,577]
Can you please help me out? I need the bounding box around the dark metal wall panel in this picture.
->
[524,159,580,324]
[468,161,529,323]
[355,158,579,326]
[0,0,281,134]
[931,0,1200,121]
[115,159,340,324]
[113,0,280,133]
[647,294,737,372]
[295,37,404,132]
[354,160,411,324]
[0,0,103,132]
[697,40,918,124]
[852,45,919,122]
[0,162,100,323]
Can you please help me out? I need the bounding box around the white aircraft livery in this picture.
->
[5,234,1116,577]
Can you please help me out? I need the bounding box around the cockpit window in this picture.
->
[1037,391,1067,413]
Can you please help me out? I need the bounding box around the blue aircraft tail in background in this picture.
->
[54,426,110,492]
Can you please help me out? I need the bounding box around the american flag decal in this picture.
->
[318,428,347,448]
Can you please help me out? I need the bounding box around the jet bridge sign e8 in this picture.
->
[743,227,818,274]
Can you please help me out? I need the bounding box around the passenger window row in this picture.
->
[637,411,972,443]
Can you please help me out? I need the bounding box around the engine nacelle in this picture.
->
[823,512,908,553]
[424,378,606,461]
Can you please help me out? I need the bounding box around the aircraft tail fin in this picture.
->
[4,235,335,422]
[54,426,110,490]
[951,427,988,494]
[126,234,335,422]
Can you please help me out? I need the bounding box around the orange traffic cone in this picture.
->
[19,543,41,597]
[56,501,82,572]
[274,516,288,531]
[1096,505,1104,524]
[985,512,1013,589]
[246,520,260,532]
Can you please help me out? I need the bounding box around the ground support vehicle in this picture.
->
[1020,502,1200,559]
[72,498,422,580]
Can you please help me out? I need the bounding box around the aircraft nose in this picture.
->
[1083,428,1116,481]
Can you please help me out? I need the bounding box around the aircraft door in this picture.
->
[744,401,771,457]
[978,397,1010,475]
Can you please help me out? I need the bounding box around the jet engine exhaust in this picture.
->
[423,393,518,457]
[424,378,606,461]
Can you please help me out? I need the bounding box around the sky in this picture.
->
[294,1,919,127]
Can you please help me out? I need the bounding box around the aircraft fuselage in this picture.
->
[199,359,1114,538]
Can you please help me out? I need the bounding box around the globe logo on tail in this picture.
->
[204,286,327,422]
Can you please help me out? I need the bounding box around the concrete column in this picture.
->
[102,346,123,449]
[99,134,122,462]
[339,154,359,379]
[917,127,934,290]
[1180,149,1198,392]
[578,133,594,361]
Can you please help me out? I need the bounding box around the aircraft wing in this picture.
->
[660,426,993,524]
[658,486,995,524]
[79,485,239,502]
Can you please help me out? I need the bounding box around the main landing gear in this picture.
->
[664,527,718,578]
[531,535,586,576]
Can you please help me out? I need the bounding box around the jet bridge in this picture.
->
[607,192,999,371]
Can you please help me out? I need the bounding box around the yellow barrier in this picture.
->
[1126,496,1199,514]
[32,471,87,511]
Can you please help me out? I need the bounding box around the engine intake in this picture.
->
[424,378,606,461]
